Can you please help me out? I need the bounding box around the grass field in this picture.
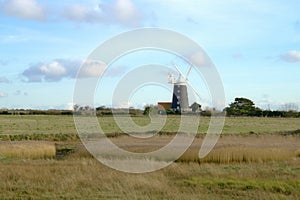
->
[0,115,299,139]
[0,115,299,199]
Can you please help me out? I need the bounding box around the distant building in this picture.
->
[157,102,172,114]
[190,102,201,112]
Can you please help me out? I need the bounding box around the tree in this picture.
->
[73,104,80,111]
[224,97,262,116]
[143,105,158,115]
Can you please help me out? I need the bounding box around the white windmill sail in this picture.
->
[172,63,201,100]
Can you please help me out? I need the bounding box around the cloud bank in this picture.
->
[63,0,142,27]
[22,59,79,82]
[22,59,111,82]
[281,50,300,62]
[0,0,142,27]
[0,0,46,21]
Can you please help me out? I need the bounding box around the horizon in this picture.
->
[1,0,300,111]
[1,98,299,112]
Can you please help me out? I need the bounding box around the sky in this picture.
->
[0,0,300,110]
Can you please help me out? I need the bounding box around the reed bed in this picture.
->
[295,149,300,157]
[0,141,56,159]
[201,147,294,163]
[178,146,295,163]
[105,135,299,164]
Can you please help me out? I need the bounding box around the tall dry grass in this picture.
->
[0,157,299,199]
[295,149,300,157]
[179,135,299,163]
[0,141,56,159]
[107,135,299,164]
[179,146,295,164]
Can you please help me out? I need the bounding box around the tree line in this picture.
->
[0,97,299,117]
[224,97,300,117]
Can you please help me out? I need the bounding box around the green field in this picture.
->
[1,115,299,138]
[0,115,299,199]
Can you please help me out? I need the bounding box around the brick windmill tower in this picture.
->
[168,64,201,113]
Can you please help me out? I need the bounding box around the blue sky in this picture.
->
[0,0,300,110]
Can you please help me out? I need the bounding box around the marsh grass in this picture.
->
[184,177,300,195]
[0,133,79,141]
[179,135,299,163]
[105,135,299,164]
[295,149,300,157]
[0,158,299,199]
[0,141,56,159]
[0,115,299,199]
[179,146,294,164]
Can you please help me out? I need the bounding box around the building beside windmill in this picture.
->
[157,102,172,114]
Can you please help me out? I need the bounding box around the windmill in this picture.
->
[168,64,201,113]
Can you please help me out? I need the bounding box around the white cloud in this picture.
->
[113,101,135,108]
[1,0,46,21]
[63,4,101,23]
[0,0,142,26]
[281,50,300,62]
[110,0,142,27]
[67,102,75,110]
[78,60,106,78]
[63,0,142,27]
[22,59,80,82]
[40,61,67,78]
[189,51,211,67]
[22,59,116,82]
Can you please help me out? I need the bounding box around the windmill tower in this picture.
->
[168,64,201,113]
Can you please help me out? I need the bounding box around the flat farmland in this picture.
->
[0,115,299,199]
[0,115,299,138]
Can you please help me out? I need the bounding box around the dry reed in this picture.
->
[199,146,294,164]
[0,141,56,159]
[295,149,300,157]
[177,146,295,163]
